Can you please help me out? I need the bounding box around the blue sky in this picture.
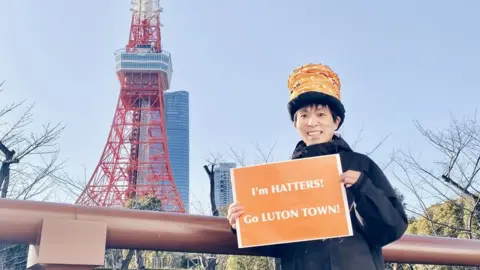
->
[1,0,479,213]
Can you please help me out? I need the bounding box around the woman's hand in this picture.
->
[340,170,361,188]
[227,201,244,229]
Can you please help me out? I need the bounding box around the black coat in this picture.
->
[233,136,408,270]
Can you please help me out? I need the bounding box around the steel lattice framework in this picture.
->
[76,0,185,212]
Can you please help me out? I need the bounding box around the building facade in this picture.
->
[164,90,190,212]
[214,162,237,211]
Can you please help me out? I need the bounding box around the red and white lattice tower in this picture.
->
[76,0,185,212]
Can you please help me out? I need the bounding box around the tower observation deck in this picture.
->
[115,46,173,88]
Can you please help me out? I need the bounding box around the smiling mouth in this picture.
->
[307,131,323,136]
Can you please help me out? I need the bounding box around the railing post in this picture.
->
[26,218,107,270]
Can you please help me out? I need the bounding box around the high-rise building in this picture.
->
[214,162,236,210]
[164,90,190,212]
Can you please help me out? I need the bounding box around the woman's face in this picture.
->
[294,104,340,146]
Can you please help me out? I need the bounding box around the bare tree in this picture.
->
[203,152,225,217]
[386,114,480,270]
[392,112,480,240]
[227,141,277,167]
[344,125,393,170]
[0,81,66,269]
[0,81,65,200]
[52,164,102,206]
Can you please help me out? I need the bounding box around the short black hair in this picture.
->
[293,103,340,124]
[288,91,345,129]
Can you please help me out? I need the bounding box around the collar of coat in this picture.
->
[291,134,353,159]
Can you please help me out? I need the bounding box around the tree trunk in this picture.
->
[0,162,10,198]
[121,249,135,270]
[204,164,218,216]
[135,249,146,270]
[206,257,216,270]
[0,141,18,198]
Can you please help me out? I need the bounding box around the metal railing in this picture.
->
[0,198,479,269]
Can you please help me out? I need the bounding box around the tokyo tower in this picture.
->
[76,0,185,212]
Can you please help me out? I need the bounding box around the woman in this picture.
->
[227,63,408,269]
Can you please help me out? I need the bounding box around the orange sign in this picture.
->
[231,154,353,248]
